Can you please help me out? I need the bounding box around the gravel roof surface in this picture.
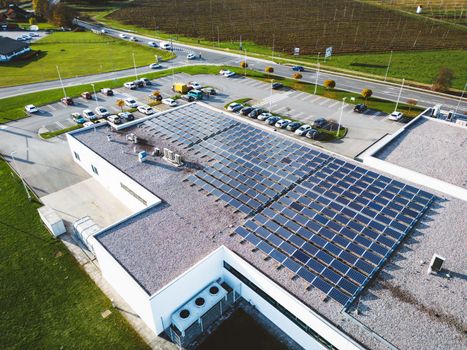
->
[72,104,466,350]
[376,117,467,188]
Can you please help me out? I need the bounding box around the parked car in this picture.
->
[162,98,177,107]
[292,65,305,72]
[118,112,135,121]
[81,91,92,99]
[149,63,162,69]
[187,89,203,100]
[137,105,156,115]
[119,33,128,39]
[353,104,368,113]
[240,107,254,116]
[148,93,163,101]
[101,88,114,96]
[134,80,145,88]
[305,129,321,140]
[227,103,243,112]
[147,41,158,47]
[312,117,327,128]
[188,81,202,90]
[275,119,291,128]
[295,124,312,136]
[129,36,138,42]
[173,83,190,94]
[160,42,172,50]
[83,109,97,121]
[272,82,283,90]
[138,77,152,86]
[181,94,195,102]
[83,121,94,127]
[101,29,107,34]
[222,70,235,77]
[107,115,122,124]
[124,81,137,89]
[61,97,74,105]
[124,98,138,108]
[286,121,302,131]
[24,104,38,114]
[187,53,196,60]
[388,111,404,121]
[266,116,281,125]
[95,106,110,118]
[248,108,264,119]
[201,87,217,95]
[257,112,273,121]
[71,112,86,124]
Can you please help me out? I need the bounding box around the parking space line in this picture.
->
[328,101,340,108]
[48,104,57,111]
[318,99,330,106]
[310,96,321,103]
[55,121,65,129]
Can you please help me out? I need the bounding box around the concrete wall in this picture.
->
[90,237,156,331]
[67,131,159,212]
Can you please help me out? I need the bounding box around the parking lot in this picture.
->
[0,30,48,42]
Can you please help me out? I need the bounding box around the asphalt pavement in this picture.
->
[0,19,465,112]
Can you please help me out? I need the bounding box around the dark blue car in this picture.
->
[292,65,305,72]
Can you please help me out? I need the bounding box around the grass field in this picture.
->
[0,31,174,87]
[0,160,149,349]
[0,65,423,125]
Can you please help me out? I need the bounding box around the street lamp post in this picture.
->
[56,65,67,100]
[394,78,405,112]
[269,80,273,111]
[10,151,31,202]
[314,63,320,95]
[384,50,393,82]
[244,49,247,76]
[132,52,138,80]
[454,82,466,116]
[337,97,347,136]
[91,83,98,109]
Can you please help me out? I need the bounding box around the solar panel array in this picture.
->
[186,124,330,214]
[142,104,434,307]
[139,104,238,147]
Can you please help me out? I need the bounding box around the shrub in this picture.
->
[361,88,373,100]
[264,66,274,73]
[323,79,336,89]
[240,61,248,68]
[292,72,302,80]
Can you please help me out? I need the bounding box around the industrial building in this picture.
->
[66,103,466,350]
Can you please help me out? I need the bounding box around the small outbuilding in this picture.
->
[0,36,30,61]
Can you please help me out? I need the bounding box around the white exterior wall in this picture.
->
[91,237,156,331]
[66,131,159,212]
[148,248,224,333]
[223,248,362,350]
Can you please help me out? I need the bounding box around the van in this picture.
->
[187,89,203,100]
[172,83,190,94]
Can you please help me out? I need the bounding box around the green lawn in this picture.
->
[40,124,83,139]
[0,160,149,349]
[0,31,174,87]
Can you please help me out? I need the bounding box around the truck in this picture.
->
[187,89,203,100]
[172,83,190,94]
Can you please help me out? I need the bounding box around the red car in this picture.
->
[81,92,92,99]
[61,97,74,105]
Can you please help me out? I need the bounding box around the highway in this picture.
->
[0,18,465,112]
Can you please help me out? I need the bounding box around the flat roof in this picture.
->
[72,103,467,350]
[375,117,467,189]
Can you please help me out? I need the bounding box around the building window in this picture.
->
[74,152,80,161]
[91,165,98,175]
[120,183,147,206]
[223,261,338,350]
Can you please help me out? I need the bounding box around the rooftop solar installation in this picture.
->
[143,104,435,307]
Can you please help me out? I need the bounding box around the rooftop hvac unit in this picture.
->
[163,148,169,159]
[428,254,445,274]
[73,216,101,253]
[152,147,160,156]
[167,150,174,161]
[171,281,227,335]
[174,154,182,165]
[37,206,66,237]
[138,151,148,162]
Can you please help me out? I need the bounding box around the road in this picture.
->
[0,19,465,112]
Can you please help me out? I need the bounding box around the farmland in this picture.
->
[108,0,467,55]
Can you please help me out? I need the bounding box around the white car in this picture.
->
[388,111,404,121]
[129,36,137,42]
[101,29,107,34]
[119,33,128,39]
[95,106,110,118]
[187,53,196,60]
[29,32,40,37]
[160,42,172,50]
[107,114,122,125]
[295,124,312,136]
[221,70,235,77]
[188,82,202,90]
[162,98,177,107]
[147,41,158,47]
[124,98,138,108]
[83,109,97,121]
[149,63,162,69]
[275,119,291,128]
[24,104,38,113]
[137,105,156,115]
[83,121,94,127]
[124,81,137,89]
[257,112,273,121]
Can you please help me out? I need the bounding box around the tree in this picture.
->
[292,72,302,80]
[361,88,373,101]
[432,67,454,92]
[240,61,248,68]
[406,98,417,112]
[264,66,274,74]
[32,0,49,18]
[29,17,37,26]
[51,3,76,27]
[116,99,125,112]
[323,79,336,89]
